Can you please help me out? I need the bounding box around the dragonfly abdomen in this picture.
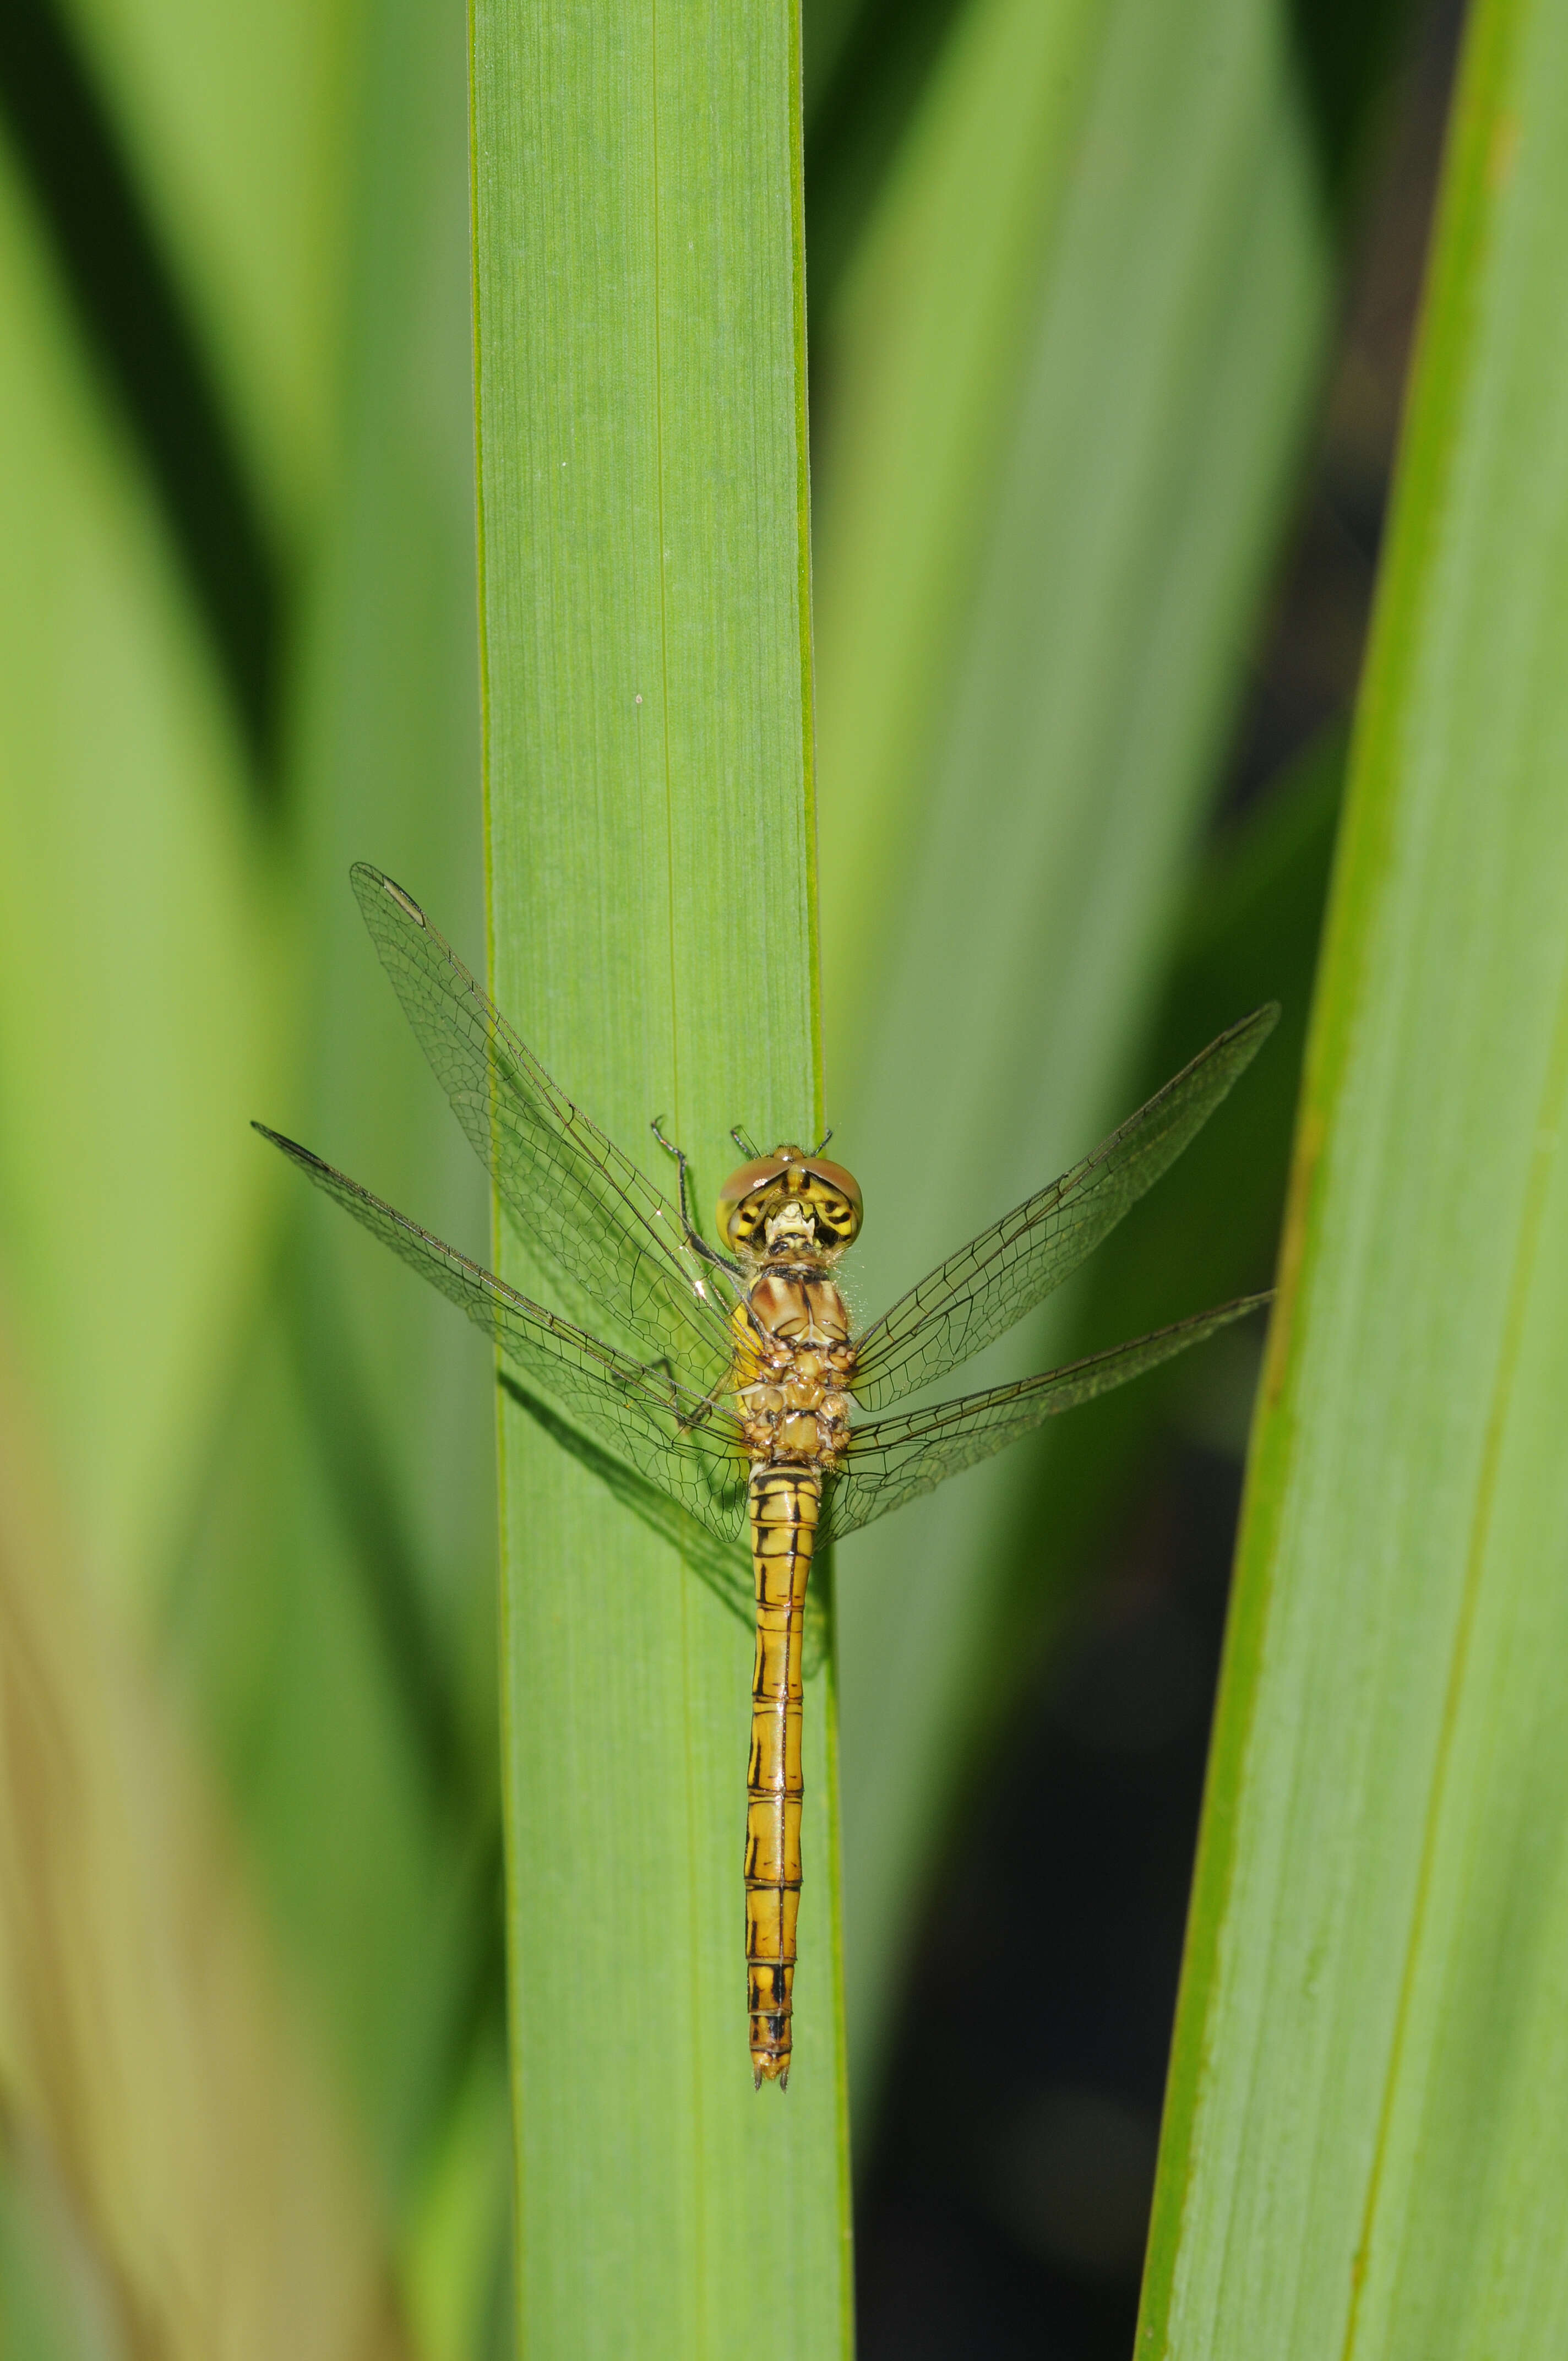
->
[745,1463,819,2088]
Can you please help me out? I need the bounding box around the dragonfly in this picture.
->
[255,864,1276,2088]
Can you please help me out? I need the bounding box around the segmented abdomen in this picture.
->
[745,1464,819,2087]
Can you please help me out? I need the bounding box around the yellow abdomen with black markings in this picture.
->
[744,1465,815,2083]
[732,1263,854,2087]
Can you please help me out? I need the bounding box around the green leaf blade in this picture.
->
[1139,1,1568,2351]
[472,3,850,2350]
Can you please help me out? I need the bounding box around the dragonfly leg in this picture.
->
[649,1114,701,1231]
[624,1350,722,1437]
[650,1117,745,1295]
[672,1369,736,1435]
[638,1351,680,1396]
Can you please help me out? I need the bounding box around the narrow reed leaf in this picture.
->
[1140,2,1568,2349]
[472,4,850,2352]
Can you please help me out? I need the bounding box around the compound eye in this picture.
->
[731,1189,778,1248]
[810,1187,858,1243]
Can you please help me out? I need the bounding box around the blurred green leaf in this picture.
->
[2,0,492,2332]
[1139,0,1568,2348]
[402,2030,514,2361]
[0,0,285,769]
[166,0,499,2243]
[58,0,364,543]
[0,2124,107,2361]
[0,1322,413,2361]
[168,1303,493,2221]
[471,0,851,2347]
[287,0,493,1804]
[802,0,973,307]
[817,0,1341,2113]
[975,733,1346,1740]
[0,121,285,1618]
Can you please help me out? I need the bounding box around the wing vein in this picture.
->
[851,1005,1278,1409]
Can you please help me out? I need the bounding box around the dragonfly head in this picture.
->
[717,1147,863,1263]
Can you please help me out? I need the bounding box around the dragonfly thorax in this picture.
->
[732,1272,856,1467]
[745,1270,853,1352]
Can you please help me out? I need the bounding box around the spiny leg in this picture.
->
[672,1371,727,1435]
[649,1117,772,1368]
[649,1114,703,1238]
[620,1350,727,1438]
[650,1117,745,1304]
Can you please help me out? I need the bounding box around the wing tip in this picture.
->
[1227,999,1282,1053]
[252,1120,330,1178]
[1191,1287,1273,1340]
[350,860,427,928]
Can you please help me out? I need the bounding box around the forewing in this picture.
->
[824,1294,1269,1542]
[852,1005,1278,1410]
[256,1125,750,1545]
[351,863,734,1391]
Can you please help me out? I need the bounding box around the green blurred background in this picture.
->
[0,0,1458,2351]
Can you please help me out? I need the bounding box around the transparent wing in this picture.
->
[350,863,735,1393]
[824,1295,1269,1543]
[256,1125,750,1545]
[851,1006,1278,1411]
